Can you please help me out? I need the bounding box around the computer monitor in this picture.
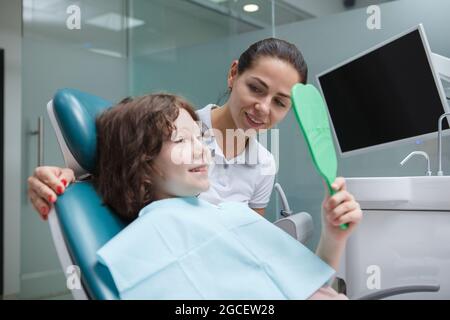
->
[317,24,449,157]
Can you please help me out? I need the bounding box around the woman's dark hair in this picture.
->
[238,38,308,84]
[93,93,198,222]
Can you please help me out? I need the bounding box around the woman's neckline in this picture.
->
[210,104,249,160]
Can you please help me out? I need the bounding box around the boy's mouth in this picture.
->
[188,165,208,173]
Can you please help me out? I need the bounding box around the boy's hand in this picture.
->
[321,177,363,242]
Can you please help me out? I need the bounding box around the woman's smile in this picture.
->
[244,111,266,128]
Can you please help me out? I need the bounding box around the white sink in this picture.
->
[346,176,450,210]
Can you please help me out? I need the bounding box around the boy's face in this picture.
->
[153,108,211,199]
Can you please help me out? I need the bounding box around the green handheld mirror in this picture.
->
[291,83,349,230]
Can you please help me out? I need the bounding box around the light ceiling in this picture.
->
[22,0,397,58]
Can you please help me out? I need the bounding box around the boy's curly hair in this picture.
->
[93,93,198,222]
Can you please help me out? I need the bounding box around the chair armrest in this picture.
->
[353,284,440,300]
[274,212,314,245]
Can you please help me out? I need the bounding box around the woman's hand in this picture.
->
[321,177,362,243]
[27,166,75,220]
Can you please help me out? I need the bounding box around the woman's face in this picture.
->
[226,56,300,131]
[153,108,211,199]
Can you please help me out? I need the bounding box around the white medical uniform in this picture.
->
[196,104,276,209]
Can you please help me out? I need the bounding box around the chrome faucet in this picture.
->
[400,151,432,176]
[437,112,450,176]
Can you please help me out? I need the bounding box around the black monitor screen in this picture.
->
[318,29,448,154]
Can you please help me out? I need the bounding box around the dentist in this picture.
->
[27,38,362,271]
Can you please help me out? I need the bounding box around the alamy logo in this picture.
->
[366,5,381,30]
[169,125,280,176]
[66,265,82,290]
[366,265,381,290]
[66,5,81,30]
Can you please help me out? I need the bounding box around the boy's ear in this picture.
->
[227,60,239,89]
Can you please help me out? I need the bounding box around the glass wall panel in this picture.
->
[21,0,128,298]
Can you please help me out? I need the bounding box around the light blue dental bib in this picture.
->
[97,197,335,299]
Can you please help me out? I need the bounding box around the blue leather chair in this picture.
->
[47,88,125,299]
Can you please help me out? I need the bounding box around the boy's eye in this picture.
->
[174,138,185,143]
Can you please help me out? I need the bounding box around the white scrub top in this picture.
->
[196,104,276,209]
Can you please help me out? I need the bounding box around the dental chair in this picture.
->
[46,88,440,300]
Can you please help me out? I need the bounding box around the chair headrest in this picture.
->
[53,88,113,173]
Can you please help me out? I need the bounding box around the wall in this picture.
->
[0,0,22,297]
[19,0,128,299]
